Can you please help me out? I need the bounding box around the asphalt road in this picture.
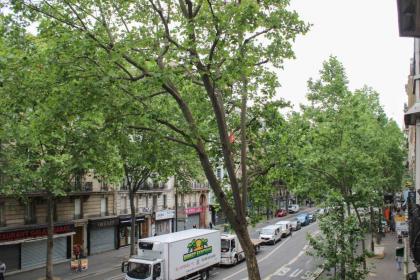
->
[96,210,321,280]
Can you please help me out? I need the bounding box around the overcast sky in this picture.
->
[276,0,413,126]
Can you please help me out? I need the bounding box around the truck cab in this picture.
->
[122,256,162,280]
[220,234,245,266]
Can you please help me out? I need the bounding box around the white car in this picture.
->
[259,225,282,245]
[288,204,300,213]
[275,221,292,237]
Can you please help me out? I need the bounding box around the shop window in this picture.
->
[74,198,82,219]
[24,200,36,224]
[163,195,167,209]
[100,197,108,216]
[0,202,5,226]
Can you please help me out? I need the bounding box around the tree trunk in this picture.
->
[195,147,261,280]
[240,77,248,216]
[370,206,375,252]
[339,205,346,280]
[46,197,54,280]
[129,190,137,256]
[351,202,367,270]
[235,222,260,280]
[285,191,289,214]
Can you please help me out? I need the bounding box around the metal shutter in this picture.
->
[0,244,20,271]
[186,214,200,229]
[21,237,67,270]
[90,227,115,255]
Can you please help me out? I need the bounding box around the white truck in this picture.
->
[122,229,221,280]
[220,234,262,266]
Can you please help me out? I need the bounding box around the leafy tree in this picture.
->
[9,1,309,279]
[299,56,406,279]
[0,16,121,279]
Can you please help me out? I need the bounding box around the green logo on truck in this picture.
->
[183,238,212,261]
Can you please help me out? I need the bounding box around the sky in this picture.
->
[276,0,413,126]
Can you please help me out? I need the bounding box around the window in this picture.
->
[153,263,161,279]
[100,197,108,216]
[0,202,5,226]
[231,239,236,249]
[121,196,128,214]
[24,200,36,224]
[74,198,82,219]
[152,196,157,212]
[163,195,167,209]
[145,196,149,209]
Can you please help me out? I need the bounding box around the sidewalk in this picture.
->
[6,246,129,280]
[367,231,416,280]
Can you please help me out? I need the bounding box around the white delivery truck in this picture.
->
[220,234,262,266]
[122,229,221,280]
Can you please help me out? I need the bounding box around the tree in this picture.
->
[298,57,406,279]
[0,16,121,279]
[10,1,309,279]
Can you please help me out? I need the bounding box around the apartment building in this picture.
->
[0,173,115,273]
[115,177,176,249]
[176,181,210,231]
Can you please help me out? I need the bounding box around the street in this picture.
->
[72,211,321,280]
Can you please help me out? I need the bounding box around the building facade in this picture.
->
[0,172,116,273]
[176,181,210,231]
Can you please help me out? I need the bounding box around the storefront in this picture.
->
[0,223,74,272]
[155,210,175,235]
[88,217,118,255]
[185,207,203,229]
[118,215,145,248]
[73,220,88,258]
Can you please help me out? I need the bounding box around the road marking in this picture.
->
[275,266,291,276]
[290,268,303,277]
[222,237,292,280]
[105,274,124,280]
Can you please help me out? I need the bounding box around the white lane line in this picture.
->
[223,222,317,280]
[222,238,291,280]
[290,268,303,278]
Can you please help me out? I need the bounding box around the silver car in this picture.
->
[289,217,302,231]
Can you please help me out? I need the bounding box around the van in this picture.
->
[275,221,292,237]
[288,204,300,213]
[259,225,282,245]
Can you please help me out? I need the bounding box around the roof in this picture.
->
[261,225,280,229]
[276,221,291,224]
[140,229,219,243]
[221,233,235,239]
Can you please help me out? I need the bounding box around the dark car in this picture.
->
[297,213,310,226]
[275,209,288,217]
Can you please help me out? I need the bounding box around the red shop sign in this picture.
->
[185,207,203,215]
[0,224,74,242]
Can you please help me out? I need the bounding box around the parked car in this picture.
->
[275,209,288,217]
[308,213,316,223]
[288,204,300,213]
[289,218,302,231]
[317,208,326,215]
[259,225,282,245]
[275,221,292,237]
[297,213,310,226]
